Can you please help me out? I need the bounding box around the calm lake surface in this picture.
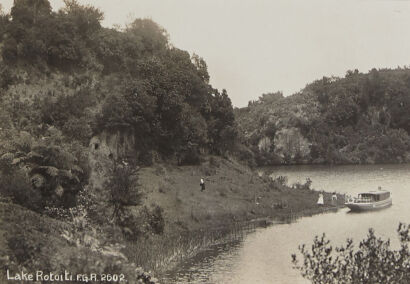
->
[163,164,410,283]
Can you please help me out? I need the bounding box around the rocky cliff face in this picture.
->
[89,130,137,160]
[273,127,310,161]
[88,129,137,190]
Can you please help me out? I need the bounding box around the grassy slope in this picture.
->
[138,156,344,232]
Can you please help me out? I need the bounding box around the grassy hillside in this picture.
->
[137,156,339,231]
[236,68,410,166]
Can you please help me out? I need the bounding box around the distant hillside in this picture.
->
[235,68,410,165]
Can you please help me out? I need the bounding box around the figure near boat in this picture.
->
[317,192,324,205]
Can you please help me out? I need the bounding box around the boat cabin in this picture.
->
[357,191,390,203]
[346,189,392,211]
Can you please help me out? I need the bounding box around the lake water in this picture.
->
[163,164,410,283]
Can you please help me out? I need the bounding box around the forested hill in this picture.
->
[0,0,236,209]
[235,68,410,166]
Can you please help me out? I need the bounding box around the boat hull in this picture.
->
[345,198,392,212]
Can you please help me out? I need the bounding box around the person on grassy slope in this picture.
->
[200,178,205,191]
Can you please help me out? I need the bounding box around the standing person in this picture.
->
[200,178,205,191]
[332,192,338,206]
[317,192,324,205]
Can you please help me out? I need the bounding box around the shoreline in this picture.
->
[157,202,346,278]
[259,161,410,167]
[263,162,410,168]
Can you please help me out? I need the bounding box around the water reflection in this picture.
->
[163,240,244,283]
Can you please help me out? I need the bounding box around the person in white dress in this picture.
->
[317,193,324,205]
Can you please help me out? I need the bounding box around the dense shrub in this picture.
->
[148,205,165,235]
[0,66,16,89]
[234,143,256,168]
[113,205,165,241]
[178,147,201,165]
[0,157,43,211]
[292,223,410,283]
[0,127,88,211]
[6,234,44,270]
[270,175,288,189]
[103,162,166,240]
[104,162,142,222]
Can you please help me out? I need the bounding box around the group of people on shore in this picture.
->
[317,192,338,206]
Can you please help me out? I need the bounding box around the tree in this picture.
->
[104,162,142,223]
[191,53,210,83]
[125,18,168,55]
[11,0,51,26]
[61,0,103,38]
[390,94,410,133]
[208,89,236,154]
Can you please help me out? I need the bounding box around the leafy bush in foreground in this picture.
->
[0,154,43,211]
[292,223,410,284]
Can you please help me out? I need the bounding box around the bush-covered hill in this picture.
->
[235,68,410,166]
[0,0,240,281]
[0,0,237,209]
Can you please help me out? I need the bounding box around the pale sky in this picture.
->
[2,0,410,107]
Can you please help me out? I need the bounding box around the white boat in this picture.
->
[345,190,392,211]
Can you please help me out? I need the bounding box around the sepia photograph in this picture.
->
[0,0,409,283]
